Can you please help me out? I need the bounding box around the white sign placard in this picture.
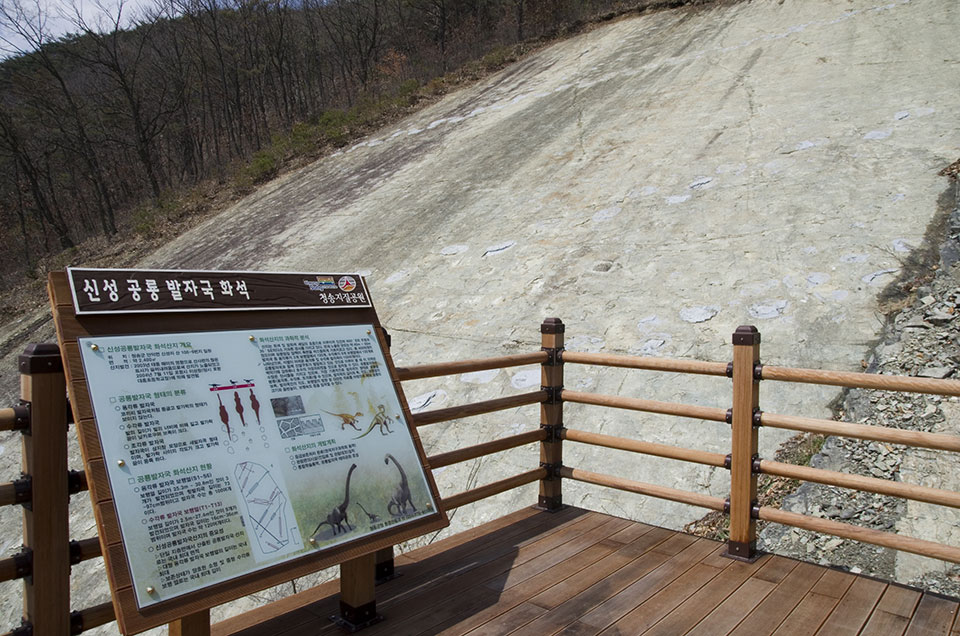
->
[79,325,436,608]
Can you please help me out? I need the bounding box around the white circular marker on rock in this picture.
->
[679,306,720,323]
[864,129,892,140]
[665,194,691,204]
[892,239,911,252]
[636,185,658,196]
[385,270,408,284]
[566,335,606,352]
[440,245,469,255]
[748,300,788,319]
[895,111,910,121]
[832,290,850,301]
[593,206,621,222]
[460,369,500,384]
[510,369,540,389]
[806,273,830,286]
[637,315,659,330]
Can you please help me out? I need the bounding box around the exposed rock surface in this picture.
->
[760,203,960,596]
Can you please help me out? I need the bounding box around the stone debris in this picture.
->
[760,209,960,596]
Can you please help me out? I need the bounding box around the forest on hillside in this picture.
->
[0,0,657,290]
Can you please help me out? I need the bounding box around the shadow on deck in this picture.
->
[214,506,960,636]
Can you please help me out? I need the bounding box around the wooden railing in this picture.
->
[5,317,960,634]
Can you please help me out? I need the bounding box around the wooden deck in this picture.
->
[214,507,960,636]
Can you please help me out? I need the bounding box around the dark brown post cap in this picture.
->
[19,343,63,375]
[732,325,760,345]
[541,318,565,334]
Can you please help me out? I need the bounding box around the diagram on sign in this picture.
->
[211,380,261,439]
[234,462,292,555]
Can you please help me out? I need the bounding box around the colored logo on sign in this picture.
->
[338,276,357,292]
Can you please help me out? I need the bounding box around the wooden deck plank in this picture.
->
[577,540,720,631]
[809,568,855,599]
[814,576,887,635]
[484,517,633,591]
[684,577,778,636]
[904,594,960,636]
[509,546,679,635]
[597,562,726,635]
[211,508,960,636]
[435,542,622,636]
[528,527,674,611]
[359,513,620,636]
[728,561,825,636]
[641,554,772,636]
[770,592,840,636]
[860,610,912,636]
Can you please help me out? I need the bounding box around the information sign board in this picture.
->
[48,270,447,634]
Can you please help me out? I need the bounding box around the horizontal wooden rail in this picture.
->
[758,460,960,509]
[428,430,547,469]
[562,429,727,468]
[441,468,547,510]
[72,601,115,633]
[0,555,24,583]
[559,467,726,511]
[412,390,547,427]
[0,407,20,432]
[758,506,960,564]
[0,481,24,507]
[761,412,960,452]
[395,352,548,381]
[762,365,960,396]
[73,537,102,563]
[562,351,729,377]
[562,390,728,423]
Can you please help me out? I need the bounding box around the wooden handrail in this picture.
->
[761,412,960,452]
[758,460,960,509]
[561,429,727,468]
[562,351,729,377]
[395,352,548,381]
[428,430,546,469]
[441,468,547,510]
[762,365,960,396]
[412,390,547,426]
[73,537,102,564]
[71,601,116,633]
[758,506,960,564]
[561,390,728,423]
[559,467,725,511]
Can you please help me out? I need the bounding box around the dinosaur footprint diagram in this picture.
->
[235,462,294,557]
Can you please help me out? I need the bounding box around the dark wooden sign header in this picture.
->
[67,268,371,314]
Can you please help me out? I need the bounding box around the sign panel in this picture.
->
[67,268,371,314]
[78,324,437,608]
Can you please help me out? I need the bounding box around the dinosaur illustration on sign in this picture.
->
[311,463,357,538]
[385,454,416,516]
[354,404,395,439]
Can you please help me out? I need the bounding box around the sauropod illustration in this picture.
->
[312,463,357,537]
[385,454,416,516]
[323,410,363,431]
[354,404,395,439]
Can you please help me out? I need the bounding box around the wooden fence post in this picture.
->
[728,326,761,561]
[334,552,381,630]
[539,318,564,511]
[168,610,210,636]
[19,343,71,635]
